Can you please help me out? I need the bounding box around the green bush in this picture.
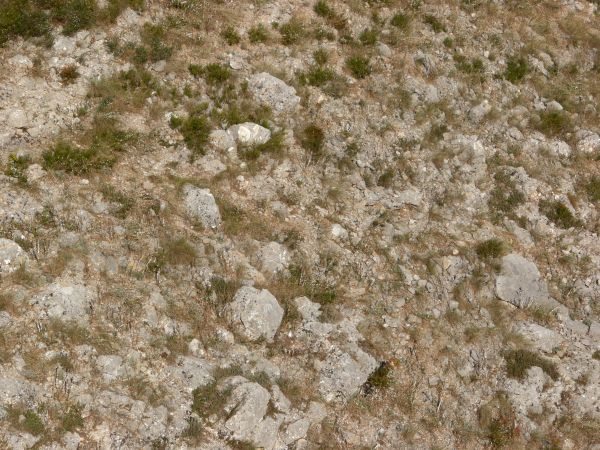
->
[391,12,410,29]
[539,200,580,229]
[140,24,173,62]
[585,176,600,203]
[536,110,572,137]
[314,0,333,17]
[4,154,31,184]
[313,48,329,65]
[61,404,84,432]
[488,171,525,221]
[300,124,325,158]
[359,28,378,46]
[593,350,600,360]
[423,14,446,33]
[53,0,97,36]
[476,239,504,260]
[504,56,528,83]
[23,410,45,435]
[248,24,268,43]
[178,114,211,157]
[43,141,115,175]
[239,130,285,161]
[503,349,559,380]
[221,25,241,45]
[202,63,231,84]
[455,55,484,74]
[346,56,372,79]
[300,66,335,87]
[280,19,304,45]
[0,0,50,46]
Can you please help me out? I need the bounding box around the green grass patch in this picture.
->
[539,200,580,229]
[503,56,528,83]
[346,55,372,79]
[476,238,505,261]
[504,349,559,380]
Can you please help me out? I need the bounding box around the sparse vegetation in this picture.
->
[504,56,528,83]
[59,64,80,84]
[222,26,241,45]
[248,24,269,43]
[300,124,325,158]
[504,349,559,380]
[539,200,580,229]
[280,18,305,45]
[346,55,372,79]
[476,239,504,261]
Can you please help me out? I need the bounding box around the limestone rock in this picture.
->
[226,286,283,342]
[247,72,300,114]
[228,122,271,146]
[31,281,93,323]
[496,254,554,309]
[183,185,221,229]
[0,239,28,275]
[257,241,290,276]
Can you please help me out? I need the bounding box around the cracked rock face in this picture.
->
[226,286,284,342]
[496,253,552,309]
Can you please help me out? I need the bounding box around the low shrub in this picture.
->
[503,349,559,380]
[346,56,372,79]
[504,56,528,83]
[539,200,580,229]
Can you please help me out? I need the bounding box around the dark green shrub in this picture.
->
[43,141,115,175]
[536,110,572,137]
[476,239,504,260]
[45,0,97,36]
[248,24,268,43]
[443,37,453,47]
[346,56,372,79]
[280,19,304,45]
[363,361,393,394]
[391,12,410,29]
[377,169,395,188]
[0,0,50,46]
[423,14,446,33]
[202,63,231,84]
[313,48,329,65]
[455,55,484,74]
[539,200,580,229]
[221,26,241,45]
[140,24,173,61]
[179,114,210,157]
[300,66,335,87]
[503,349,559,380]
[300,124,325,158]
[359,28,378,46]
[593,350,600,360]
[4,154,31,184]
[188,64,202,77]
[488,171,525,220]
[23,410,45,435]
[504,56,528,83]
[314,0,333,17]
[239,130,285,161]
[61,404,84,432]
[585,176,600,203]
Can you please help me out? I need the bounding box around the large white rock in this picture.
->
[247,72,300,114]
[226,286,283,342]
[228,122,271,146]
[183,185,221,229]
[0,238,28,275]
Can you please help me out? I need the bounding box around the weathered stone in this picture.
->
[496,254,554,309]
[0,238,28,275]
[247,72,300,114]
[31,281,93,323]
[96,355,125,381]
[183,185,221,229]
[226,286,283,342]
[228,122,271,146]
[257,241,290,276]
[316,347,377,403]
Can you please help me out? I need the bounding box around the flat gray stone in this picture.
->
[226,286,283,342]
[183,185,221,229]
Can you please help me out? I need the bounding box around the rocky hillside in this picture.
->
[0,0,599,448]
